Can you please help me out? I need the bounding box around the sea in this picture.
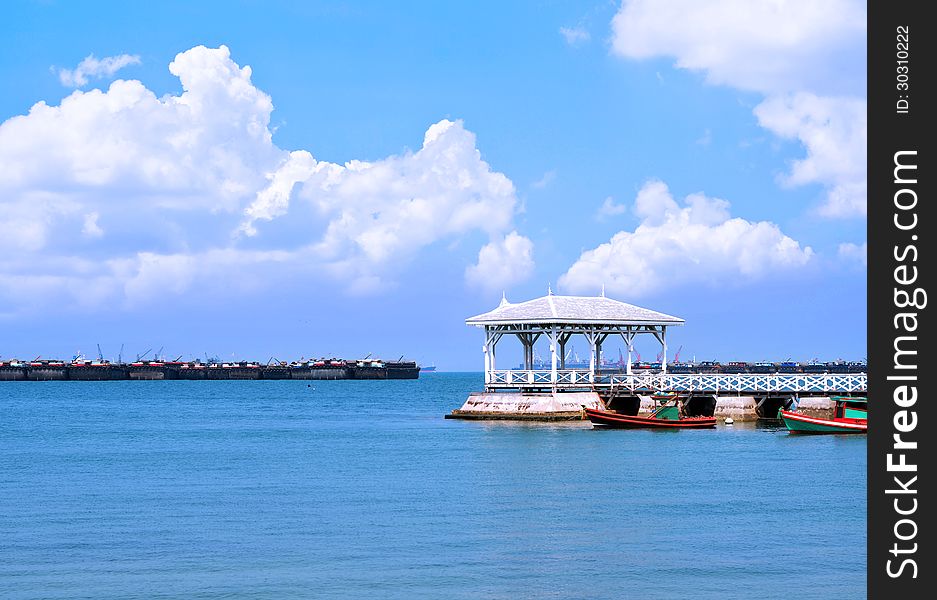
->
[0,373,866,599]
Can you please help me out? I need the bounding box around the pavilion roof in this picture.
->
[466,294,685,327]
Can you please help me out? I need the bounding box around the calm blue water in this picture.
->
[1,374,866,599]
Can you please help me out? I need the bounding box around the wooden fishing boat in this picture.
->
[779,396,867,434]
[585,403,716,429]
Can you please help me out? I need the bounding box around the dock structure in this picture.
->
[0,359,421,381]
[448,292,867,420]
[485,371,868,395]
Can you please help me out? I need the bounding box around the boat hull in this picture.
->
[779,409,867,434]
[585,408,716,429]
[0,366,27,381]
[290,367,349,380]
[26,367,68,381]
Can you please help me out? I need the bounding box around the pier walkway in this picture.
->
[486,370,867,394]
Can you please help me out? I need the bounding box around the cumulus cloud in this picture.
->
[465,231,535,292]
[3,45,278,217]
[238,119,524,289]
[611,0,864,95]
[0,45,531,313]
[559,180,813,296]
[238,150,319,237]
[755,93,866,217]
[610,0,867,218]
[58,53,141,88]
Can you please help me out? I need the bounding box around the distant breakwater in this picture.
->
[0,359,420,381]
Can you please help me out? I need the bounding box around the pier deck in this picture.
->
[485,370,867,394]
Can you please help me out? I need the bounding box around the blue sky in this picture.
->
[0,0,866,368]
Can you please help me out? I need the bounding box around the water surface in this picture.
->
[0,374,866,598]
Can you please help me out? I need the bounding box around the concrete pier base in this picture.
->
[446,391,605,421]
[794,396,835,419]
[714,396,758,421]
[448,392,839,422]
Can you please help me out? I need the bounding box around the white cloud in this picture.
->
[611,0,865,96]
[58,53,141,88]
[116,247,295,304]
[531,170,556,189]
[596,196,627,218]
[238,150,319,237]
[559,180,813,296]
[838,242,867,267]
[465,231,535,292]
[82,212,103,238]
[560,26,591,46]
[3,45,278,217]
[0,247,298,315]
[0,45,531,313]
[610,0,867,219]
[755,93,866,217]
[0,216,47,252]
[240,119,523,290]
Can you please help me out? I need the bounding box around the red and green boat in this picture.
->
[586,402,716,429]
[779,396,867,434]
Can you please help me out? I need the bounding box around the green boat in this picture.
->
[779,396,867,433]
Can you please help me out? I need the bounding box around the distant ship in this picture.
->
[420,364,437,373]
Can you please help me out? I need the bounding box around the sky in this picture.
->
[0,0,867,369]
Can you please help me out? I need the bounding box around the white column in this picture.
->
[490,333,497,371]
[483,344,490,384]
[587,330,596,383]
[517,333,530,371]
[525,336,531,370]
[623,328,634,375]
[558,334,568,370]
[483,326,491,385]
[550,326,558,383]
[661,326,668,375]
[595,334,605,371]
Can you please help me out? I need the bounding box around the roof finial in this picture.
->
[548,283,553,296]
[498,291,509,307]
[601,283,606,297]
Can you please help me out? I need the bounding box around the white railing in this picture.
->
[485,370,867,393]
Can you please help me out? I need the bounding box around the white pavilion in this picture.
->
[465,290,685,390]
